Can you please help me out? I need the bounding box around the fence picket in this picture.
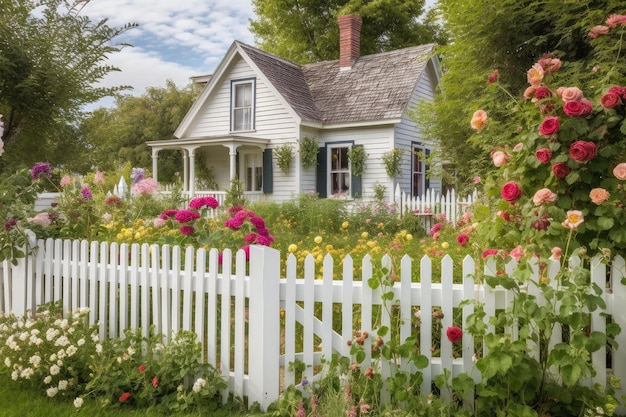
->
[2,239,625,413]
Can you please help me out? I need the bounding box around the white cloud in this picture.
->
[81,0,255,106]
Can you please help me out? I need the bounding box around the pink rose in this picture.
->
[559,87,584,102]
[471,110,488,130]
[588,25,610,38]
[482,249,499,259]
[606,14,626,28]
[552,162,571,179]
[510,245,524,262]
[532,188,557,206]
[538,116,560,136]
[535,148,552,163]
[501,181,523,203]
[538,56,561,74]
[569,141,597,162]
[491,150,510,167]
[600,92,621,109]
[513,143,523,151]
[523,86,537,99]
[563,99,593,117]
[589,188,610,205]
[487,69,499,84]
[608,86,626,99]
[613,163,626,180]
[534,86,553,100]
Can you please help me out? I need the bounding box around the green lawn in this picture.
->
[0,377,260,417]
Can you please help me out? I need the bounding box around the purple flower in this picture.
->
[81,187,92,200]
[174,210,200,223]
[130,167,144,184]
[30,162,51,180]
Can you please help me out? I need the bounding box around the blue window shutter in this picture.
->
[263,148,273,193]
[316,146,327,198]
[425,148,431,190]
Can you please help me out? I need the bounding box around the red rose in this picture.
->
[569,140,597,162]
[119,392,132,402]
[534,86,552,100]
[552,162,571,179]
[456,234,470,246]
[600,92,621,109]
[563,99,593,117]
[538,116,560,136]
[535,148,552,163]
[608,85,626,99]
[446,326,463,343]
[501,181,523,203]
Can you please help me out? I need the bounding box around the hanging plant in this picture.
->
[382,148,404,178]
[299,136,319,169]
[347,146,367,177]
[275,143,293,174]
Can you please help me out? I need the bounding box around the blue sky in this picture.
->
[82,0,436,108]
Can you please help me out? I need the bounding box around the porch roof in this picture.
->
[146,134,270,151]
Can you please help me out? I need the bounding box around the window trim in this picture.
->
[239,149,263,192]
[230,78,256,132]
[327,142,353,198]
[411,142,429,197]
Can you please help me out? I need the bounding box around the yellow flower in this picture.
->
[361,232,369,239]
[314,236,323,244]
[342,221,349,229]
[441,242,449,249]
[288,244,297,253]
[316,254,323,263]
[405,234,413,241]
[562,210,584,229]
[399,230,407,237]
[326,244,334,251]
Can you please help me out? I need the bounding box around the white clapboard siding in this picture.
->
[1,241,625,413]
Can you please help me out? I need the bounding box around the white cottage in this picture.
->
[147,14,442,203]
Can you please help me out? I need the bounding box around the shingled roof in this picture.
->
[238,42,436,125]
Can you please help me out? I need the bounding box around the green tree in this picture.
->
[0,0,136,173]
[414,0,626,193]
[250,0,446,64]
[79,80,199,182]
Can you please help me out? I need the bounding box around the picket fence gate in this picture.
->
[1,238,626,412]
[395,185,478,229]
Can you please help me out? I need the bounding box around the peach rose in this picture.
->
[588,25,610,38]
[613,163,626,180]
[532,188,557,206]
[523,86,537,99]
[606,14,626,28]
[559,87,584,102]
[491,150,510,167]
[589,188,610,205]
[470,110,488,130]
[527,63,544,86]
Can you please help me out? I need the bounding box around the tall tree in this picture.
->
[0,0,136,173]
[250,0,446,64]
[79,80,199,182]
[415,0,626,192]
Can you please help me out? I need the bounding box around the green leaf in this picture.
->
[561,363,583,386]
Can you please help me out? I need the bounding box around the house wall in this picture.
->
[394,61,442,196]
[319,125,395,201]
[189,55,300,201]
[199,146,231,190]
[298,126,320,195]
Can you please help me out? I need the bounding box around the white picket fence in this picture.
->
[1,239,625,412]
[395,185,478,228]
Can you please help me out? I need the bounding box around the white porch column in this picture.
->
[182,149,189,194]
[188,147,196,198]
[225,143,239,182]
[151,148,159,183]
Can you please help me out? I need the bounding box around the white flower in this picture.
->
[91,332,100,343]
[49,353,57,362]
[46,328,59,341]
[29,335,43,345]
[58,380,68,390]
[95,343,103,354]
[20,368,34,379]
[19,331,29,341]
[127,346,135,356]
[77,338,85,346]
[29,355,41,367]
[50,364,60,376]
[55,335,69,347]
[192,378,207,393]
[57,349,66,359]
[4,357,11,367]
[43,375,52,384]
[73,397,83,408]
[11,370,18,381]
[66,345,78,357]
[46,387,58,397]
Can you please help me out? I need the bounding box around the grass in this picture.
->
[0,377,259,417]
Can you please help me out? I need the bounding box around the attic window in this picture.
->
[231,78,255,131]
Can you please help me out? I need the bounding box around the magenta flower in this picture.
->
[179,225,195,235]
[446,326,463,343]
[250,216,265,229]
[244,233,257,243]
[174,210,200,223]
[81,187,93,200]
[30,162,51,180]
[456,234,470,246]
[160,209,178,220]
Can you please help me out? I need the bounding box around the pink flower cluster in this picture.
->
[131,178,159,195]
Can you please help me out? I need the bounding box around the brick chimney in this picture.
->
[338,14,362,70]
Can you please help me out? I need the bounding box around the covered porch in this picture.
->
[146,135,271,204]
